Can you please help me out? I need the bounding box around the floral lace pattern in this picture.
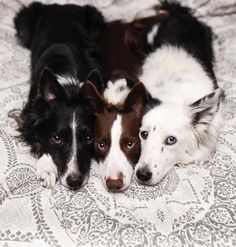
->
[0,0,235,246]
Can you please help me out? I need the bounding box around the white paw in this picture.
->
[36,154,58,189]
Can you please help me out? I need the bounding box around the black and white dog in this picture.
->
[14,2,107,189]
[135,2,224,185]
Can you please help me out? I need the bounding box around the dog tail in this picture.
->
[159,1,192,16]
[14,2,43,49]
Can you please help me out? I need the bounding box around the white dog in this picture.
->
[135,3,224,185]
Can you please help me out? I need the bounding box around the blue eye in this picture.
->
[98,142,105,150]
[165,136,177,145]
[127,140,134,149]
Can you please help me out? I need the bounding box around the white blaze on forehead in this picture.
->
[100,114,133,190]
[60,112,79,185]
[107,115,123,179]
[69,112,78,173]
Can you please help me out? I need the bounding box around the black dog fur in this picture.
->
[14,2,107,189]
[150,1,217,86]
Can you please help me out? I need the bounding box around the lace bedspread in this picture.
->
[0,0,236,246]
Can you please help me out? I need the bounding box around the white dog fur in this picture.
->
[135,45,224,185]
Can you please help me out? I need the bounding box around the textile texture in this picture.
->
[0,0,236,246]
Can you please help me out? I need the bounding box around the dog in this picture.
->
[82,79,149,192]
[81,13,169,192]
[134,2,224,185]
[14,2,107,189]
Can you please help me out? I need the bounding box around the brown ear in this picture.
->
[123,82,148,118]
[132,11,169,29]
[81,81,106,112]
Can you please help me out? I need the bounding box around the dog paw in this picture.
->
[36,154,58,189]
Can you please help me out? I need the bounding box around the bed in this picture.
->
[0,0,236,246]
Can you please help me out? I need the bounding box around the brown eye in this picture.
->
[51,135,62,144]
[140,131,148,140]
[86,135,93,144]
[127,140,134,149]
[98,142,105,150]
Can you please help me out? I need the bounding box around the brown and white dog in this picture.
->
[84,11,168,191]
[83,80,148,191]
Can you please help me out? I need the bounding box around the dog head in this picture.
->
[83,81,148,191]
[19,68,98,189]
[135,88,224,185]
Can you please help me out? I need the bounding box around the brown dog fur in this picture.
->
[97,12,169,82]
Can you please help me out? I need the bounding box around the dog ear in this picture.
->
[85,69,105,93]
[14,2,43,48]
[81,81,106,113]
[123,82,148,118]
[38,67,66,102]
[125,76,140,89]
[190,88,224,130]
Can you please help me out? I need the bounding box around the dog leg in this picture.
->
[36,154,58,189]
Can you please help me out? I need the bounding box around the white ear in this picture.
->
[190,88,224,131]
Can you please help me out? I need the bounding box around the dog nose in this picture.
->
[66,174,83,190]
[106,172,123,191]
[136,167,152,182]
[106,178,123,191]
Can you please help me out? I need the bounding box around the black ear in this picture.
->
[37,67,66,102]
[81,81,106,113]
[190,88,224,130]
[145,92,161,112]
[123,82,148,118]
[85,69,105,93]
[14,2,43,48]
[125,75,139,89]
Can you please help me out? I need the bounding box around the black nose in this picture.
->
[136,168,152,182]
[66,174,83,190]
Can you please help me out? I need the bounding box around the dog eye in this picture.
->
[98,142,106,150]
[127,140,134,149]
[51,135,62,144]
[140,131,148,140]
[165,136,177,145]
[86,135,93,144]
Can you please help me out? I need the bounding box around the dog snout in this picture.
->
[106,172,123,191]
[66,173,83,190]
[136,167,152,183]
